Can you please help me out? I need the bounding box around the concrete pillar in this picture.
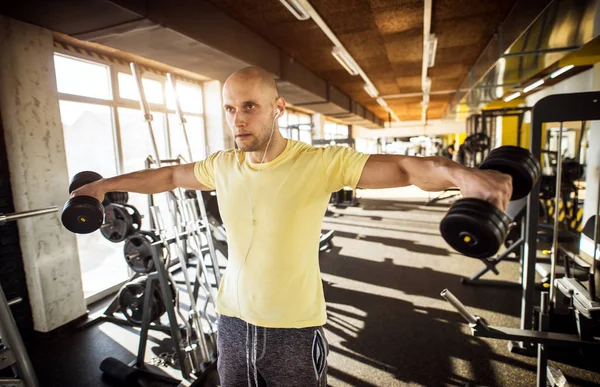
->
[202,80,233,154]
[0,17,86,332]
[312,113,325,140]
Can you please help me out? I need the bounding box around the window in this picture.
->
[118,72,163,104]
[54,52,207,303]
[279,110,313,144]
[54,54,111,99]
[324,122,349,140]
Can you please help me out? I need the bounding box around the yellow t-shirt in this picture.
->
[194,139,370,328]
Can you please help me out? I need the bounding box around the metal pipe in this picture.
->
[167,73,194,162]
[549,122,564,302]
[502,46,580,58]
[130,63,162,168]
[440,289,479,326]
[0,207,58,226]
[0,286,39,386]
[8,297,22,307]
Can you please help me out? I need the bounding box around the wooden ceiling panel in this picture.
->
[208,0,521,122]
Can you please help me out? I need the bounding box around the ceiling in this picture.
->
[4,0,592,129]
[207,0,520,121]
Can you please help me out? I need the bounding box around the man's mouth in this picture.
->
[236,134,251,139]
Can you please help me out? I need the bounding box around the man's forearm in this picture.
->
[99,167,178,194]
[402,156,469,192]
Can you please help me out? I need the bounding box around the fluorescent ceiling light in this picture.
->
[279,0,310,20]
[364,83,379,98]
[504,91,521,102]
[550,65,574,79]
[376,97,388,107]
[331,47,359,76]
[523,79,544,93]
[427,34,438,68]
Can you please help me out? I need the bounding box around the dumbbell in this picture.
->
[61,171,129,234]
[440,146,541,259]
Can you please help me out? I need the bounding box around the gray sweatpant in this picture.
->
[217,315,328,387]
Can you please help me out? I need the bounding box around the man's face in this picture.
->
[223,77,277,152]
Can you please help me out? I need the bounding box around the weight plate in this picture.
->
[464,133,490,154]
[104,191,129,206]
[122,204,142,232]
[123,231,160,273]
[561,159,583,182]
[118,276,175,325]
[480,146,541,201]
[61,196,104,234]
[100,204,133,243]
[440,198,511,259]
[69,171,103,193]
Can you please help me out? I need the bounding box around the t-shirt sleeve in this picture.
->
[193,151,222,190]
[322,146,370,193]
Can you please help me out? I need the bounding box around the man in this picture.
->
[73,67,511,386]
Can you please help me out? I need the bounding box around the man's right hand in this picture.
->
[70,180,108,203]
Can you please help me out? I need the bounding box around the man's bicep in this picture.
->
[357,155,410,189]
[173,163,214,191]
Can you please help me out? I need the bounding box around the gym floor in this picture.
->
[23,188,600,386]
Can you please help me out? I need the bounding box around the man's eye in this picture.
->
[245,104,256,110]
[225,107,234,113]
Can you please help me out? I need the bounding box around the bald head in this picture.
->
[224,66,279,100]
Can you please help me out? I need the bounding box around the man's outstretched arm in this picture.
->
[357,155,512,211]
[70,163,212,202]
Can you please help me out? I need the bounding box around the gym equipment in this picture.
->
[0,206,58,387]
[61,171,130,234]
[97,65,221,386]
[463,132,490,154]
[440,145,541,259]
[100,204,142,243]
[441,288,600,387]
[123,231,160,273]
[118,276,175,325]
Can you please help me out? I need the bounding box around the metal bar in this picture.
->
[151,243,192,378]
[550,123,564,303]
[130,63,162,168]
[440,289,480,326]
[576,121,586,162]
[0,207,58,226]
[167,74,193,162]
[502,46,580,58]
[0,285,39,387]
[466,238,524,281]
[472,325,599,347]
[517,112,524,148]
[0,379,24,386]
[136,275,155,367]
[537,292,549,387]
[7,298,22,307]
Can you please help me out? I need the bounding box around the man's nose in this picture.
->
[233,111,246,128]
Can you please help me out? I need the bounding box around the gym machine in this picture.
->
[61,63,223,386]
[442,91,600,386]
[0,206,58,387]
